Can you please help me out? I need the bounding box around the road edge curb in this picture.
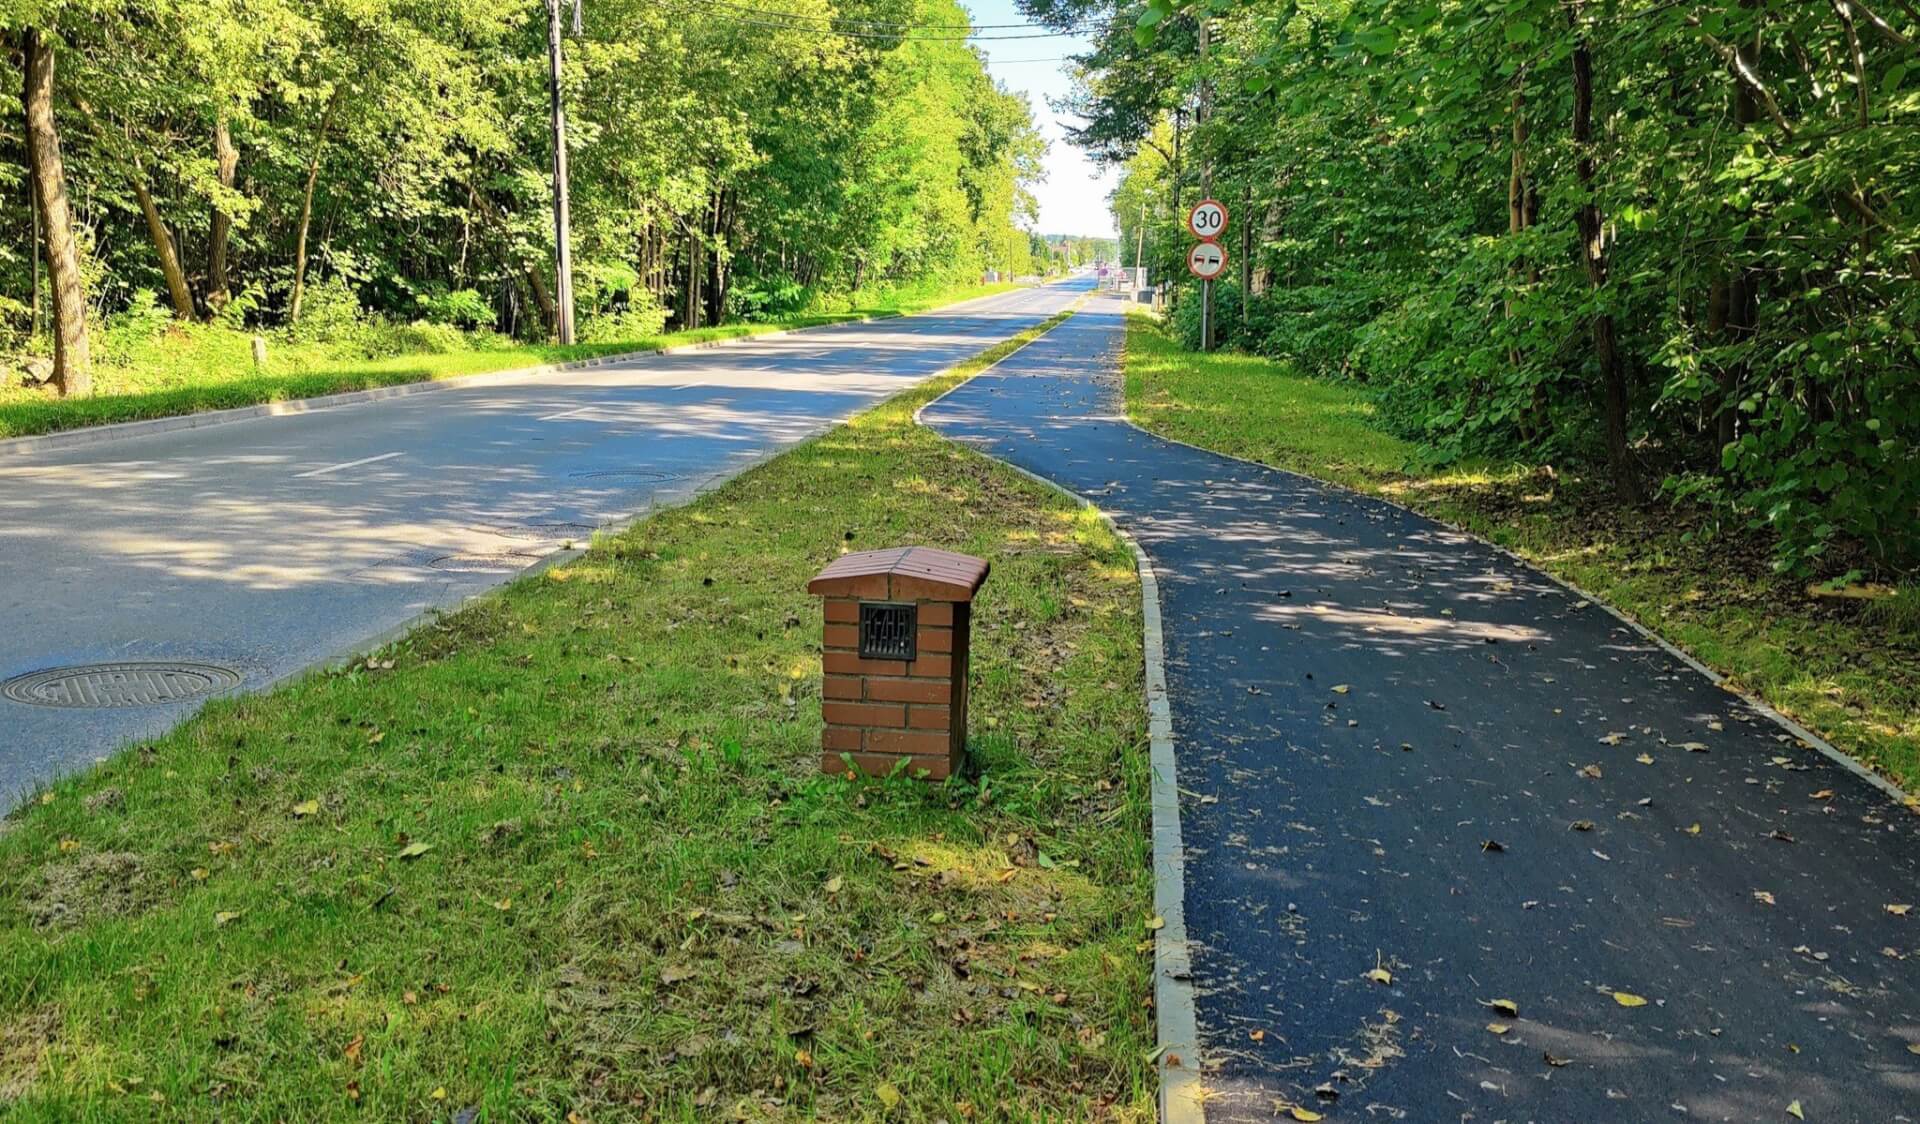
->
[0,285,1029,458]
[913,302,1209,1124]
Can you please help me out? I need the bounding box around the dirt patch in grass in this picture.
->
[1123,312,1920,791]
[0,1007,58,1102]
[0,309,1154,1120]
[20,851,158,931]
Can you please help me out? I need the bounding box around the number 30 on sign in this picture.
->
[1187,241,1228,280]
[1187,199,1228,240]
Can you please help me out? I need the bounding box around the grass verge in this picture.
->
[1124,311,1920,791]
[0,308,1155,1120]
[0,281,1021,442]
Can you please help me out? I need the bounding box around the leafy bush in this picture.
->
[415,287,495,331]
[289,276,364,344]
[577,296,669,344]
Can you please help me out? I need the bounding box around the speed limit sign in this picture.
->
[1187,241,1228,280]
[1187,199,1228,241]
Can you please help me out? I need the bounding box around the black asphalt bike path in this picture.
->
[922,298,1920,1122]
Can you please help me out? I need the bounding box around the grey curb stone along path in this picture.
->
[0,281,1087,806]
[921,294,1920,1123]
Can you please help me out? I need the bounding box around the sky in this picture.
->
[962,0,1119,239]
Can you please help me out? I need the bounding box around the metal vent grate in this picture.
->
[858,603,917,661]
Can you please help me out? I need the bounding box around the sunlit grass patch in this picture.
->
[0,309,1153,1120]
[1122,311,1920,791]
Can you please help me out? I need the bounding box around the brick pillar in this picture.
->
[809,548,989,780]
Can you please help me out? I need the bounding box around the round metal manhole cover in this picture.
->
[2,661,243,708]
[567,469,682,482]
[427,551,543,573]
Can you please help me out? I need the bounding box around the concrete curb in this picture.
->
[913,303,1208,1124]
[0,286,1028,458]
[1116,315,1913,812]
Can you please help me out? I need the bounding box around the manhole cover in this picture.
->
[478,522,596,542]
[427,551,542,573]
[567,469,682,482]
[2,662,243,708]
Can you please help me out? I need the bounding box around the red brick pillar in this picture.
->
[808,547,989,780]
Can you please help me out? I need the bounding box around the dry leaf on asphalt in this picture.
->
[1754,890,1777,905]
[1276,1105,1324,1122]
[1787,1100,1805,1120]
[1635,753,1655,765]
[1486,1023,1511,1035]
[1886,904,1912,917]
[1331,684,1350,694]
[1483,998,1519,1017]
[1364,967,1393,985]
[1612,991,1649,1007]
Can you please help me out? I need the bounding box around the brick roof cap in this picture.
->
[808,546,990,602]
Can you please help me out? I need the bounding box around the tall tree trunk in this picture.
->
[1569,4,1641,502]
[1717,21,1762,454]
[289,88,341,326]
[132,161,196,319]
[21,28,90,396]
[207,116,238,312]
[28,168,41,338]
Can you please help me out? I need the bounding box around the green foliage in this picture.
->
[1092,0,1920,574]
[0,0,1045,359]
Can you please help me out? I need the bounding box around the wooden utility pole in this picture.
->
[546,0,577,345]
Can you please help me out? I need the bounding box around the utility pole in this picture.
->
[546,0,577,345]
[1197,12,1214,352]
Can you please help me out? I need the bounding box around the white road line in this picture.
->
[537,405,598,422]
[294,451,405,478]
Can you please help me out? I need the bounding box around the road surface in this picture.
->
[924,295,1920,1122]
[0,280,1089,803]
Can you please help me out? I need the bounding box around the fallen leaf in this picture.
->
[1578,764,1603,779]
[1145,915,1165,931]
[214,910,242,928]
[344,1036,364,1064]
[1486,1022,1512,1035]
[1612,991,1648,1008]
[1483,998,1519,1017]
[396,842,433,860]
[1754,890,1777,905]
[1544,1052,1570,1067]
[1908,1043,1920,1055]
[1570,820,1595,832]
[1279,1105,1324,1122]
[660,963,696,985]
[292,800,320,817]
[1481,839,1505,853]
[1886,904,1912,917]
[190,867,209,881]
[1635,753,1655,765]
[1787,1100,1804,1120]
[1249,1029,1266,1042]
[431,1087,448,1101]
[1364,967,1393,985]
[1600,733,1629,746]
[1686,823,1702,835]
[824,876,844,894]
[1331,684,1351,694]
[1810,789,1835,801]
[1680,741,1710,752]
[875,1081,901,1109]
[794,1048,815,1069]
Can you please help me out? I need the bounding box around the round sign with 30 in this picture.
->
[1187,199,1228,241]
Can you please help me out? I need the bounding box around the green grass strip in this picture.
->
[0,306,1156,1119]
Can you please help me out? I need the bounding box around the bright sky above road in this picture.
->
[964,0,1119,239]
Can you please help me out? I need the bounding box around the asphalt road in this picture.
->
[0,280,1089,803]
[924,296,1920,1122]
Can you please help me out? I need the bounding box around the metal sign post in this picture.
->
[1187,201,1230,353]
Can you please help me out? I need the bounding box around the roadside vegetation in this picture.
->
[1081,0,1919,579]
[0,278,1018,440]
[0,313,1156,1119]
[1125,313,1920,792]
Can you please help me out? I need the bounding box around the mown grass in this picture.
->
[0,281,1021,441]
[1124,311,1920,791]
[0,309,1155,1120]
